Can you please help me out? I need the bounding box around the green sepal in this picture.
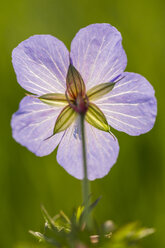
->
[54,105,77,134]
[85,103,110,132]
[87,82,115,101]
[38,93,68,106]
[66,63,86,99]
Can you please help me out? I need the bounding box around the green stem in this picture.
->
[80,114,91,227]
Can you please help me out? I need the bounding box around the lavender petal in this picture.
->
[57,119,119,180]
[11,96,64,156]
[12,35,69,95]
[96,72,157,135]
[70,23,127,90]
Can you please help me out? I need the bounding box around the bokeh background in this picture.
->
[0,0,164,247]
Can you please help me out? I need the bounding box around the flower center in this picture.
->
[66,93,89,114]
[37,61,120,135]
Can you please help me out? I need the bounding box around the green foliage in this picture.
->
[30,204,154,248]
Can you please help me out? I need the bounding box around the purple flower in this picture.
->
[11,24,157,180]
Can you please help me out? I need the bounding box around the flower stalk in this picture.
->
[80,113,91,228]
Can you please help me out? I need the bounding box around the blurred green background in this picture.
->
[0,0,164,247]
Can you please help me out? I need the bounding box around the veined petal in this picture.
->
[12,35,69,95]
[85,103,110,132]
[70,23,127,90]
[11,96,64,156]
[66,63,86,99]
[57,120,119,180]
[54,105,77,134]
[96,72,157,135]
[39,93,68,106]
[87,81,115,101]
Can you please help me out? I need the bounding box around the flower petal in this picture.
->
[96,72,157,135]
[57,119,119,180]
[70,23,127,90]
[11,96,64,156]
[12,35,69,95]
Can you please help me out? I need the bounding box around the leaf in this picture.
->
[79,197,101,228]
[29,230,46,242]
[41,205,56,230]
[88,196,102,212]
[53,211,71,232]
[76,206,85,223]
[85,103,110,132]
[59,210,71,224]
[54,105,77,134]
[29,231,61,247]
[112,222,139,242]
[131,227,155,240]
